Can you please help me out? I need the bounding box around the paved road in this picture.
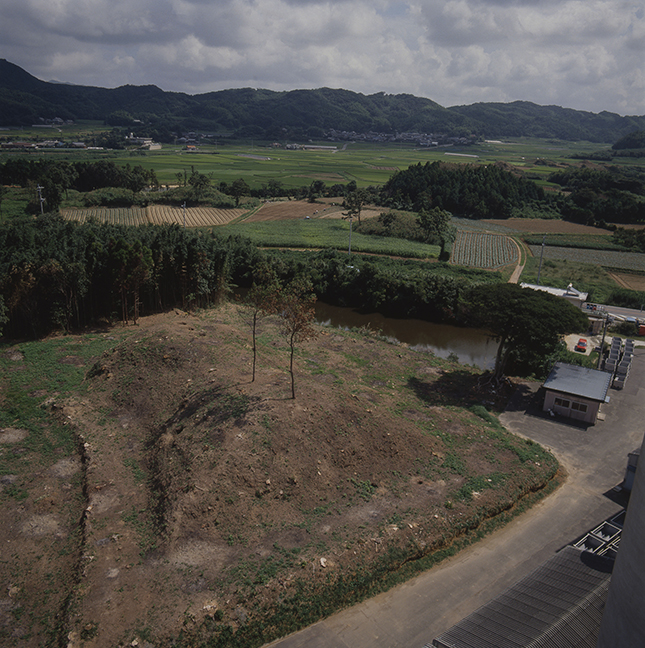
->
[264,350,645,648]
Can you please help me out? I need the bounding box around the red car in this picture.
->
[574,338,587,352]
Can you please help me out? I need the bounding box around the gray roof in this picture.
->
[543,362,612,403]
[432,546,614,648]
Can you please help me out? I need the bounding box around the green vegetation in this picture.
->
[222,219,441,258]
[466,282,589,381]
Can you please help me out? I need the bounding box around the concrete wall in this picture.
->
[543,390,599,424]
[597,432,645,647]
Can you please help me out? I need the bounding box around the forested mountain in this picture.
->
[1,59,644,142]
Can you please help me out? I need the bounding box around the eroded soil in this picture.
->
[0,306,557,647]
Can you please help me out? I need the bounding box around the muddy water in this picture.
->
[315,302,497,370]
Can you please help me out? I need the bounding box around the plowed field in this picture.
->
[247,199,381,222]
[60,206,247,227]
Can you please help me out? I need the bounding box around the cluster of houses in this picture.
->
[0,140,90,150]
[327,128,473,147]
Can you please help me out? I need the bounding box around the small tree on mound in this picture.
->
[241,269,280,382]
[276,278,318,399]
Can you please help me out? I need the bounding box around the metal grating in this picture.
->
[431,547,613,648]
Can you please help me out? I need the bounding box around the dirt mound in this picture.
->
[0,306,557,647]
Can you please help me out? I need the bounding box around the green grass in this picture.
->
[0,334,119,474]
[521,233,620,250]
[7,136,639,193]
[521,255,638,303]
[221,218,441,258]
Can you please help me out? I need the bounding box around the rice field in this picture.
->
[60,206,247,227]
[451,231,519,269]
[528,245,645,272]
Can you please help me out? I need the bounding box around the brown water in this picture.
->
[315,302,497,370]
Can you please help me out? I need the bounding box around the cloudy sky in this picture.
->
[1,0,643,115]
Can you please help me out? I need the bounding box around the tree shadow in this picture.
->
[407,371,485,408]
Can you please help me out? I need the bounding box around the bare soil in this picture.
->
[0,306,557,647]
[608,271,645,291]
[247,199,381,222]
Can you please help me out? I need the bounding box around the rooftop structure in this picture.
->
[520,283,588,308]
[432,546,613,648]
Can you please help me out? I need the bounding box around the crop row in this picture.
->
[61,208,149,226]
[451,231,518,268]
[61,206,245,228]
[528,245,645,272]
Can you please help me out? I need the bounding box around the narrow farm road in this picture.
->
[507,237,525,283]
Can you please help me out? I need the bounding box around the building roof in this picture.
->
[543,362,612,403]
[432,546,614,648]
[520,282,589,302]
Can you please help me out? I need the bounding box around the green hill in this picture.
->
[1,58,644,142]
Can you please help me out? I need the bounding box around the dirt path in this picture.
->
[507,238,526,284]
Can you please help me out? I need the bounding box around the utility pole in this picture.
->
[36,184,45,215]
[536,235,546,285]
[597,313,609,369]
[348,216,353,255]
[182,202,186,229]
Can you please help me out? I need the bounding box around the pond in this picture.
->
[315,302,498,370]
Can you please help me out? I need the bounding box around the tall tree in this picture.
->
[230,178,250,207]
[343,188,369,225]
[188,168,211,199]
[417,206,456,259]
[465,283,589,383]
[277,278,318,399]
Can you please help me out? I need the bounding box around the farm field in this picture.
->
[222,218,441,258]
[484,218,612,235]
[527,245,645,272]
[451,231,519,269]
[60,205,247,227]
[247,198,382,222]
[608,272,645,291]
[17,136,621,191]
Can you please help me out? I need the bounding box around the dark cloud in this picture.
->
[0,0,641,114]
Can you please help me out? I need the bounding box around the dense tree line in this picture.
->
[259,248,498,322]
[0,215,499,339]
[377,160,645,225]
[0,158,159,212]
[379,161,548,218]
[548,167,645,224]
[0,215,241,337]
[612,130,645,151]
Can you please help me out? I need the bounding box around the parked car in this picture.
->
[575,338,588,353]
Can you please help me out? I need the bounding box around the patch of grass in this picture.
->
[223,219,441,259]
[124,457,147,484]
[441,453,466,476]
[121,507,158,556]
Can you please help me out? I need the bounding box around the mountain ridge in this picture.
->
[1,59,644,143]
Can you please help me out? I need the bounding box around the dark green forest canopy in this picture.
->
[613,130,645,150]
[379,161,548,218]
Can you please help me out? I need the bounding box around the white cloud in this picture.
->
[0,0,642,114]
